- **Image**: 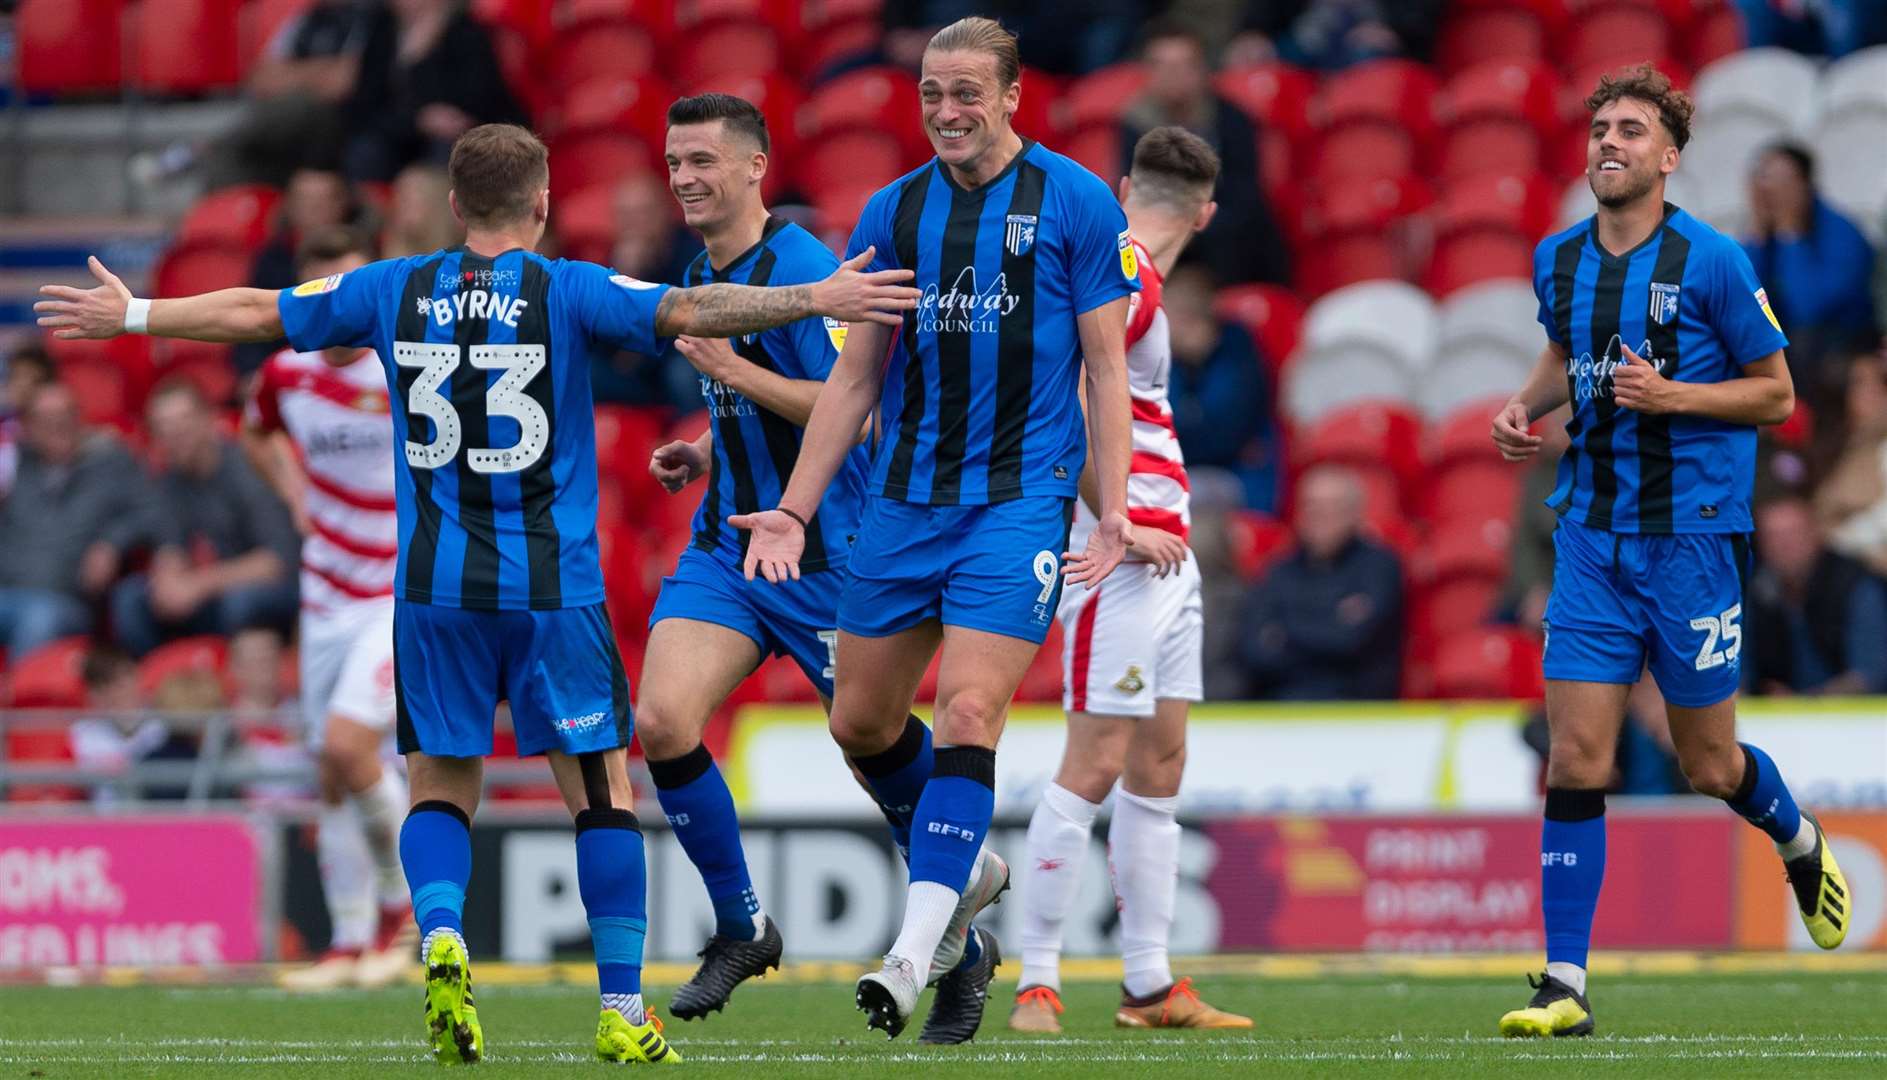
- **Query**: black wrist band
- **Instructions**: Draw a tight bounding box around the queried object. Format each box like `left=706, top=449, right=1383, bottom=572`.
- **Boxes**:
left=779, top=507, right=809, bottom=530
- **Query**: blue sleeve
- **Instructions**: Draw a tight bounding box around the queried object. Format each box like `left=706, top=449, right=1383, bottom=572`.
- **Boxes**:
left=277, top=258, right=401, bottom=352
left=1707, top=238, right=1790, bottom=365
left=1533, top=239, right=1566, bottom=347
left=762, top=242, right=843, bottom=380
left=844, top=189, right=897, bottom=273
left=1061, top=172, right=1141, bottom=315
left=564, top=260, right=674, bottom=355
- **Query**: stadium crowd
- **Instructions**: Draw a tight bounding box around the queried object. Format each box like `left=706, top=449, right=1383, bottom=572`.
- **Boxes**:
left=5, top=0, right=1887, bottom=803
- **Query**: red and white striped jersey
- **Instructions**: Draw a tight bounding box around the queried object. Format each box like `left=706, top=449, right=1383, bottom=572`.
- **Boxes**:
left=245, top=348, right=397, bottom=617
left=1072, top=239, right=1190, bottom=550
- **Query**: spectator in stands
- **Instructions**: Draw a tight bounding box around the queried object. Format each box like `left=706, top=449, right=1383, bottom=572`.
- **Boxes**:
left=1496, top=407, right=1572, bottom=632
left=1742, top=143, right=1878, bottom=407
left=1222, top=1, right=1445, bottom=71
left=69, top=644, right=197, bottom=805
left=343, top=0, right=528, bottom=182
left=234, top=170, right=372, bottom=376
left=1746, top=495, right=1887, bottom=696
left=227, top=626, right=309, bottom=804
left=0, top=383, right=154, bottom=656
left=1118, top=21, right=1291, bottom=286
left=590, top=174, right=703, bottom=407
left=0, top=341, right=55, bottom=497
left=1163, top=265, right=1282, bottom=512
left=1816, top=350, right=1887, bottom=575
left=110, top=381, right=300, bottom=657
left=197, top=0, right=384, bottom=189
left=1240, top=465, right=1403, bottom=699
left=378, top=164, right=461, bottom=258
left=1732, top=0, right=1887, bottom=58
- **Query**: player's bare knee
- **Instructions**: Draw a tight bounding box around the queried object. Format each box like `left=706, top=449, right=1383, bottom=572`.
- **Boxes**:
left=828, top=706, right=899, bottom=756
left=1056, top=750, right=1122, bottom=804
left=935, top=691, right=1003, bottom=747
left=1124, top=738, right=1186, bottom=797
left=635, top=699, right=706, bottom=762
left=1678, top=744, right=1743, bottom=799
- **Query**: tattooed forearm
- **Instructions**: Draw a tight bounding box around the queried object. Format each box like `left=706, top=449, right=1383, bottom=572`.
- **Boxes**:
left=655, top=283, right=817, bottom=339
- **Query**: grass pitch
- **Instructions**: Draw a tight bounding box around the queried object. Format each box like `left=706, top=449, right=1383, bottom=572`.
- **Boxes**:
left=2, top=962, right=1883, bottom=1077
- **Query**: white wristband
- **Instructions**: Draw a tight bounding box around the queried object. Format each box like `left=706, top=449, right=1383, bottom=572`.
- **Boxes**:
left=124, top=298, right=152, bottom=334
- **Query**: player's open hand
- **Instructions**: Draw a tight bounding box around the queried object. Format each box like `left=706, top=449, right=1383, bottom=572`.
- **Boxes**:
left=1611, top=343, right=1680, bottom=415
left=729, top=508, right=805, bottom=583
left=811, top=247, right=919, bottom=327
left=35, top=256, right=132, bottom=340
left=1490, top=400, right=1542, bottom=462
left=1064, top=510, right=1133, bottom=587
left=650, top=439, right=709, bottom=493
left=1127, top=526, right=1188, bottom=578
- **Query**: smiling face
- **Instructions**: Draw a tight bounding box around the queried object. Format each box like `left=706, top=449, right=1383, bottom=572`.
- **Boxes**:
left=920, top=48, right=1020, bottom=181
left=1587, top=97, right=1677, bottom=209
left=665, top=119, right=765, bottom=234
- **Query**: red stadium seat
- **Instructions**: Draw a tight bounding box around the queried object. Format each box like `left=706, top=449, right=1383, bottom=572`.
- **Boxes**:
left=674, top=19, right=785, bottom=84
left=1012, top=67, right=1063, bottom=142
left=1414, top=578, right=1503, bottom=640
left=152, top=345, right=238, bottom=406
left=1427, top=396, right=1520, bottom=469
left=795, top=129, right=909, bottom=203
left=1439, top=60, right=1565, bottom=135
left=135, top=0, right=241, bottom=95
left=472, top=0, right=553, bottom=49
left=553, top=75, right=674, bottom=145
left=153, top=243, right=252, bottom=299
left=548, top=130, right=659, bottom=201
left=488, top=23, right=546, bottom=120
left=1061, top=125, right=1124, bottom=188
left=554, top=185, right=618, bottom=266
left=1421, top=514, right=1513, bottom=585
left=1432, top=626, right=1543, bottom=699
left=1427, top=232, right=1538, bottom=297
left=1313, top=59, right=1438, bottom=146
left=1213, top=64, right=1316, bottom=148
left=1057, top=62, right=1148, bottom=133
left=549, top=17, right=660, bottom=92
left=1226, top=510, right=1292, bottom=581
left=46, top=334, right=154, bottom=429
left=672, top=0, right=797, bottom=35
left=1427, top=460, right=1523, bottom=524
left=811, top=183, right=882, bottom=246
left=749, top=655, right=822, bottom=704
left=177, top=185, right=283, bottom=252
left=1312, top=124, right=1419, bottom=184
left=239, top=0, right=316, bottom=79
left=1213, top=284, right=1304, bottom=384
left=1687, top=3, right=1745, bottom=71
left=1435, top=172, right=1558, bottom=242
left=798, top=67, right=926, bottom=158
left=139, top=635, right=228, bottom=697
left=1568, top=2, right=1671, bottom=74
left=1016, top=622, right=1065, bottom=703
left=1297, top=175, right=1431, bottom=295
left=1437, top=5, right=1552, bottom=71
left=686, top=70, right=805, bottom=178
left=18, top=0, right=126, bottom=95
left=3, top=636, right=91, bottom=708
left=592, top=404, right=670, bottom=495
left=1295, top=403, right=1424, bottom=496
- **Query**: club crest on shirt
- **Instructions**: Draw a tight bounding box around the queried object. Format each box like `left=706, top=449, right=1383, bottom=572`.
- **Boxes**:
left=1005, top=214, right=1037, bottom=257
left=1755, top=288, right=1782, bottom=332
left=1649, top=282, right=1679, bottom=325
left=1115, top=665, right=1146, bottom=694
left=292, top=273, right=344, bottom=297
left=1117, top=230, right=1138, bottom=280
left=824, top=316, right=847, bottom=353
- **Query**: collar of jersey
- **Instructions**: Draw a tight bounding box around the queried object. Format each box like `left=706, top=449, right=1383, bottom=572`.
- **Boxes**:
left=1586, top=201, right=1678, bottom=264
left=935, top=137, right=1036, bottom=195
left=703, top=215, right=788, bottom=279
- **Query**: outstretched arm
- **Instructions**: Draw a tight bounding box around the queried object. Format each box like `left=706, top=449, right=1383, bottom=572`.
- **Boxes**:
left=1063, top=296, right=1135, bottom=587
left=652, top=247, right=917, bottom=339
left=37, top=257, right=284, bottom=343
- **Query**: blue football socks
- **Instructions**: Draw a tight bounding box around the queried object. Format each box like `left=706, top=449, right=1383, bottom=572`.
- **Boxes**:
left=908, top=746, right=996, bottom=892
left=1540, top=787, right=1606, bottom=973
left=649, top=744, right=762, bottom=942
left=1725, top=742, right=1804, bottom=845
left=401, top=800, right=471, bottom=944
left=850, top=715, right=935, bottom=863
left=575, top=807, right=648, bottom=1021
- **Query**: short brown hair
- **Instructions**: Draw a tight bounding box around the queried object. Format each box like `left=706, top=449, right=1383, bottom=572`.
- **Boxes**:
left=295, top=225, right=374, bottom=276
left=926, top=16, right=1020, bottom=88
left=667, top=92, right=769, bottom=154
left=1129, top=126, right=1221, bottom=208
left=1585, top=63, right=1694, bottom=151
left=447, top=124, right=550, bottom=229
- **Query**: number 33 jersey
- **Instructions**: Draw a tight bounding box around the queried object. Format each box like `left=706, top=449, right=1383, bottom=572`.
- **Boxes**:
left=279, top=246, right=674, bottom=611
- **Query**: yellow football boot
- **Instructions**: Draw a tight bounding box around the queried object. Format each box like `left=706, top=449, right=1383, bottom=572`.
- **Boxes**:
left=596, top=1008, right=681, bottom=1065
left=1785, top=811, right=1850, bottom=950
left=1500, top=972, right=1594, bottom=1038
left=422, top=933, right=483, bottom=1065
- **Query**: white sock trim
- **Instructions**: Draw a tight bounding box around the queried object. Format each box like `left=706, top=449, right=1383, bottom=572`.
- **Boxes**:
left=601, top=992, right=645, bottom=1025
left=1042, top=782, right=1102, bottom=828
left=1115, top=787, right=1180, bottom=815
left=1778, top=815, right=1818, bottom=861
left=1545, top=961, right=1586, bottom=996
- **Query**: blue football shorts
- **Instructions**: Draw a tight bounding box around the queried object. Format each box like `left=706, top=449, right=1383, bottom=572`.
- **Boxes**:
left=838, top=494, right=1074, bottom=645
left=649, top=545, right=844, bottom=699
left=1542, top=517, right=1750, bottom=708
left=393, top=601, right=632, bottom=758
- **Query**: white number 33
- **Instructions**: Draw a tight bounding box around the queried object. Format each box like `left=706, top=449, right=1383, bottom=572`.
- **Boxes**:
left=1689, top=604, right=1743, bottom=671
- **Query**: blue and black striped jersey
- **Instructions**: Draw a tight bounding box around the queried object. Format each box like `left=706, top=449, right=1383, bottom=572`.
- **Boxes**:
left=1534, top=204, right=1789, bottom=534
left=683, top=217, right=869, bottom=573
left=847, top=139, right=1140, bottom=505
left=279, top=247, right=672, bottom=609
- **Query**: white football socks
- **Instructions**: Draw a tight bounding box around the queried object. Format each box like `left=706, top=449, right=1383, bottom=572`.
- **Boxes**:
left=887, top=880, right=962, bottom=986
left=1778, top=816, right=1818, bottom=861
left=1110, top=788, right=1181, bottom=999
left=317, top=802, right=376, bottom=950
left=352, top=768, right=410, bottom=908
left=1018, top=783, right=1102, bottom=992
left=602, top=992, right=646, bottom=1024
left=1545, top=961, right=1587, bottom=996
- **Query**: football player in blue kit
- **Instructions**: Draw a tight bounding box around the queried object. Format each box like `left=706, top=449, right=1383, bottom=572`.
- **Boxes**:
left=1488, top=66, right=1850, bottom=1038
left=35, top=122, right=918, bottom=1065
